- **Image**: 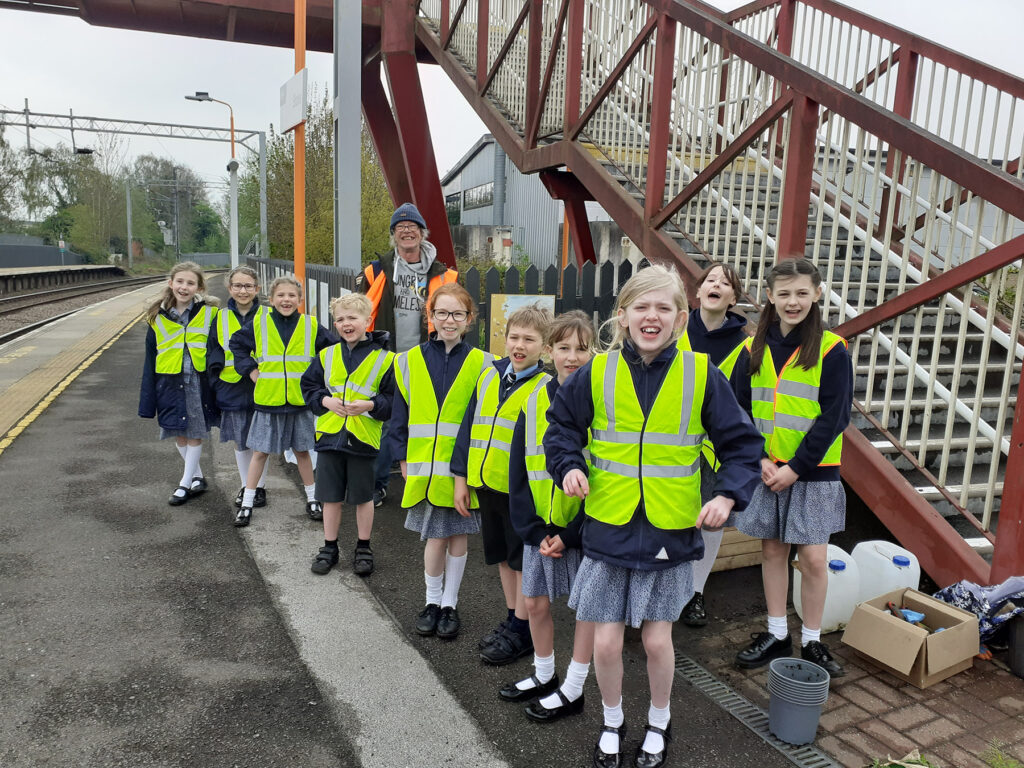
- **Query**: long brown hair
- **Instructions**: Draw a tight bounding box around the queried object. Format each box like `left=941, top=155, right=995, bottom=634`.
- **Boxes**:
left=146, top=261, right=216, bottom=323
left=748, top=258, right=823, bottom=374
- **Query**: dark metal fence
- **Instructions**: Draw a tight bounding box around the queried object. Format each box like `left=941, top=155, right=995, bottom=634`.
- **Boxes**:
left=245, top=255, right=648, bottom=345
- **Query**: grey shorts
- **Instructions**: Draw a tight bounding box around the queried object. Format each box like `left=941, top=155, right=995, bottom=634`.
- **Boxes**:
left=314, top=451, right=376, bottom=505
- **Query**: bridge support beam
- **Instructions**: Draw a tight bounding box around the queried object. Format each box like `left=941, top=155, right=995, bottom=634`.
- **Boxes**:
left=379, top=0, right=457, bottom=267
left=776, top=95, right=818, bottom=260
left=361, top=57, right=414, bottom=206
left=540, top=170, right=597, bottom=268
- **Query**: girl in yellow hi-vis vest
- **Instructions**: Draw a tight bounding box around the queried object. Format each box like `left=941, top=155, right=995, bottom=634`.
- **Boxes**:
left=391, top=283, right=492, bottom=640
left=207, top=266, right=268, bottom=509
left=730, top=258, right=853, bottom=680
left=545, top=265, right=762, bottom=768
left=139, top=261, right=220, bottom=507
left=229, top=276, right=334, bottom=527
left=499, top=310, right=596, bottom=724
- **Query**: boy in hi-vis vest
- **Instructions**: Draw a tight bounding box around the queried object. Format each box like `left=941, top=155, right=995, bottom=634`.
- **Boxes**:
left=452, top=304, right=553, bottom=666
left=300, top=293, right=395, bottom=577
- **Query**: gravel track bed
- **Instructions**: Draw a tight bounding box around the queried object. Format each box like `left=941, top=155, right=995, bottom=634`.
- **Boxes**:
left=0, top=286, right=147, bottom=339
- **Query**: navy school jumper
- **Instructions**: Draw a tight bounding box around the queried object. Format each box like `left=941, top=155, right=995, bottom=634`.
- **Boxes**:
left=206, top=297, right=261, bottom=412
left=686, top=308, right=748, bottom=367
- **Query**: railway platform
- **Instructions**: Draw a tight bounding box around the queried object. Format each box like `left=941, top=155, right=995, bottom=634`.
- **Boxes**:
left=0, top=264, right=126, bottom=297
left=0, top=285, right=1020, bottom=768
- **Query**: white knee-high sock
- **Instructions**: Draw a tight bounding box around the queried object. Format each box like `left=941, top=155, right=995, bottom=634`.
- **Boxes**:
left=179, top=445, right=202, bottom=488
left=234, top=449, right=252, bottom=486
left=441, top=552, right=468, bottom=608
left=692, top=527, right=724, bottom=593
left=176, top=444, right=187, bottom=461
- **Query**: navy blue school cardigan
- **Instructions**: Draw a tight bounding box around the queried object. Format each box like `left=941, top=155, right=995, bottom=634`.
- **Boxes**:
left=206, top=298, right=261, bottom=412
left=388, top=335, right=477, bottom=463
left=730, top=322, right=853, bottom=483
left=299, top=330, right=395, bottom=456
left=228, top=308, right=335, bottom=414
left=544, top=340, right=763, bottom=571
left=508, top=377, right=584, bottom=550
left=686, top=309, right=748, bottom=366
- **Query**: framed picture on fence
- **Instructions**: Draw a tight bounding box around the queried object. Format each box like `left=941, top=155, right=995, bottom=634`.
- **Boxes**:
left=488, top=294, right=556, bottom=356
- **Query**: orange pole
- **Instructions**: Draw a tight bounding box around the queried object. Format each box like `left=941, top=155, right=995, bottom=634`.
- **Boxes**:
left=294, top=0, right=307, bottom=311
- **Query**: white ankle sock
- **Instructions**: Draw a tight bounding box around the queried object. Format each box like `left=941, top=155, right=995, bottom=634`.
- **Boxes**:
left=441, top=552, right=467, bottom=608
left=539, top=658, right=588, bottom=708
left=242, top=488, right=257, bottom=508
left=425, top=571, right=443, bottom=606
left=642, top=702, right=671, bottom=754
left=599, top=699, right=624, bottom=754
left=179, top=445, right=202, bottom=489
left=234, top=449, right=252, bottom=486
left=304, top=483, right=317, bottom=502
left=767, top=615, right=789, bottom=641
left=801, top=626, right=821, bottom=647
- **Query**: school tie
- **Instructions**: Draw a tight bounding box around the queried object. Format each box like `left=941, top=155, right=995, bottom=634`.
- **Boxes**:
left=501, top=370, right=516, bottom=398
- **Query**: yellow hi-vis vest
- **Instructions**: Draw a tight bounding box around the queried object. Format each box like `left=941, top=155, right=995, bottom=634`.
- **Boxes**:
left=677, top=330, right=746, bottom=470
left=315, top=344, right=394, bottom=449
left=215, top=309, right=243, bottom=383
left=747, top=330, right=846, bottom=466
left=587, top=349, right=708, bottom=530
left=523, top=384, right=582, bottom=528
left=467, top=367, right=551, bottom=493
left=252, top=308, right=316, bottom=407
left=395, top=346, right=491, bottom=509
left=151, top=305, right=215, bottom=374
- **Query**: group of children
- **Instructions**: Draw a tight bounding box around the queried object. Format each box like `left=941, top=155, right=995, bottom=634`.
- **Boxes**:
left=139, top=255, right=852, bottom=768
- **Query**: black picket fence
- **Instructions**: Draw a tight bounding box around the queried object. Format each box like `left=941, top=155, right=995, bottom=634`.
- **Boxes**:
left=245, top=255, right=651, bottom=347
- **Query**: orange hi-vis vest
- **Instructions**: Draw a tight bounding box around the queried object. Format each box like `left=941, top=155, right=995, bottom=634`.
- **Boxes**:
left=362, top=260, right=458, bottom=335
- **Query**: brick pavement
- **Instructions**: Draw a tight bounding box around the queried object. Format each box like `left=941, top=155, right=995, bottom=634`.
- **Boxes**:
left=681, top=610, right=1024, bottom=768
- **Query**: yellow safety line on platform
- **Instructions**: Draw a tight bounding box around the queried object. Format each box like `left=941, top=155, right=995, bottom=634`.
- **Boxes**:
left=0, top=314, right=144, bottom=458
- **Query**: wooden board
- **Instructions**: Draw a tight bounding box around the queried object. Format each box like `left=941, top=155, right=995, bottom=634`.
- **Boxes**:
left=710, top=527, right=763, bottom=573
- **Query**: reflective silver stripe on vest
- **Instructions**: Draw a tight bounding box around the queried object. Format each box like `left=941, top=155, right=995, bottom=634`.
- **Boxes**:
left=255, top=372, right=287, bottom=380
left=752, top=386, right=775, bottom=402
left=775, top=413, right=817, bottom=430
left=525, top=391, right=542, bottom=457
left=603, top=351, right=619, bottom=430
left=592, top=456, right=698, bottom=478
left=527, top=469, right=549, bottom=481
left=754, top=417, right=774, bottom=434
left=159, top=328, right=186, bottom=346
left=469, top=439, right=491, bottom=450
left=255, top=312, right=270, bottom=363
left=406, top=460, right=453, bottom=477
left=777, top=379, right=819, bottom=399
left=472, top=437, right=512, bottom=451
left=494, top=417, right=517, bottom=430
left=408, top=423, right=460, bottom=439
left=220, top=313, right=233, bottom=350
left=472, top=368, right=498, bottom=422
left=186, top=342, right=206, bottom=349
left=395, top=353, right=410, bottom=391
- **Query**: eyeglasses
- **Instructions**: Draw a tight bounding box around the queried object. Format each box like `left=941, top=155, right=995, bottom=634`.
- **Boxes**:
left=432, top=309, right=468, bottom=322
left=230, top=283, right=257, bottom=291
left=394, top=223, right=420, bottom=233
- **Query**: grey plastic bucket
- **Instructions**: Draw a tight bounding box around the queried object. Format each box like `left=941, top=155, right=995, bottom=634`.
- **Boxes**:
left=768, top=658, right=830, bottom=745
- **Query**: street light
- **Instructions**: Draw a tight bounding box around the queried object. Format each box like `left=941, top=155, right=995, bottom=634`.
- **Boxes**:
left=185, top=91, right=238, bottom=268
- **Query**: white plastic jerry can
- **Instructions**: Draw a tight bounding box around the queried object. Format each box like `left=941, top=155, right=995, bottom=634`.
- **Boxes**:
left=850, top=540, right=921, bottom=603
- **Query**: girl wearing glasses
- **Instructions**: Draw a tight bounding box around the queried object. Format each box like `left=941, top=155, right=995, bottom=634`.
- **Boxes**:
left=390, top=283, right=493, bottom=640
left=208, top=266, right=269, bottom=509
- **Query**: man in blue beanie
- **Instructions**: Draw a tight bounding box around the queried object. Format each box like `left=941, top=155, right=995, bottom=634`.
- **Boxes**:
left=361, top=202, right=458, bottom=506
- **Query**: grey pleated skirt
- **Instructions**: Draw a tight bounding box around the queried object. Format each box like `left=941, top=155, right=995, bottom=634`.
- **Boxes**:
left=218, top=409, right=254, bottom=449
left=247, top=410, right=316, bottom=454
left=159, top=375, right=210, bottom=440
left=521, top=543, right=582, bottom=601
left=404, top=500, right=481, bottom=540
left=736, top=480, right=846, bottom=545
left=568, top=556, right=694, bottom=628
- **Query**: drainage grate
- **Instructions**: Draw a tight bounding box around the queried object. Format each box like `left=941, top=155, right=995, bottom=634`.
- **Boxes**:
left=675, top=654, right=841, bottom=768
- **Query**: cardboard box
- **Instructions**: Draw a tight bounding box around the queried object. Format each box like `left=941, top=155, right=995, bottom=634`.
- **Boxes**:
left=841, top=588, right=979, bottom=689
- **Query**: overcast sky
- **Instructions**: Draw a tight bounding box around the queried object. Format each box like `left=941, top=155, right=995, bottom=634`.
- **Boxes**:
left=1, top=0, right=1021, bottom=190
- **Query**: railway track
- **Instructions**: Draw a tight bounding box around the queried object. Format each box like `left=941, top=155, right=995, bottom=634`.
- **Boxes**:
left=0, top=271, right=226, bottom=346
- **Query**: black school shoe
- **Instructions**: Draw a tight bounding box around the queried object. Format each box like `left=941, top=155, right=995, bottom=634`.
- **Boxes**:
left=593, top=723, right=626, bottom=768
left=253, top=487, right=267, bottom=508
left=353, top=544, right=374, bottom=576
left=525, top=689, right=584, bottom=723
left=735, top=632, right=793, bottom=669
left=311, top=546, right=340, bottom=575
left=436, top=606, right=460, bottom=639
left=234, top=487, right=245, bottom=508
left=681, top=592, right=708, bottom=627
left=234, top=506, right=252, bottom=527
left=801, top=640, right=845, bottom=678
left=189, top=477, right=208, bottom=495
left=169, top=486, right=191, bottom=506
left=499, top=673, right=559, bottom=703
left=634, top=721, right=672, bottom=768
left=478, top=620, right=511, bottom=650
left=480, top=626, right=533, bottom=666
left=416, top=604, right=440, bottom=636
left=306, top=500, right=323, bottom=521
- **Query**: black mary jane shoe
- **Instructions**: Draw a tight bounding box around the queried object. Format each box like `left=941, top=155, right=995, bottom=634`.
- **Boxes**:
left=593, top=723, right=627, bottom=768
left=234, top=487, right=245, bottom=508
left=499, top=673, right=559, bottom=703
left=525, top=689, right=584, bottom=722
left=168, top=486, right=191, bottom=506
left=189, top=477, right=208, bottom=496
left=234, top=506, right=252, bottom=527
left=633, top=722, right=672, bottom=768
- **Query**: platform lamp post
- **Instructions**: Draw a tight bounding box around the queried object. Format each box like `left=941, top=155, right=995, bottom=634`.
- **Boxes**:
left=185, top=91, right=239, bottom=268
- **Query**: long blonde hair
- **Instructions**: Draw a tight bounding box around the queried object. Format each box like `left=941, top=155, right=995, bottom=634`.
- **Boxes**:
left=146, top=261, right=218, bottom=323
left=599, top=264, right=687, bottom=352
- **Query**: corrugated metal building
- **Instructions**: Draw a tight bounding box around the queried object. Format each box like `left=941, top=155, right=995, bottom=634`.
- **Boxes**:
left=441, top=134, right=609, bottom=269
